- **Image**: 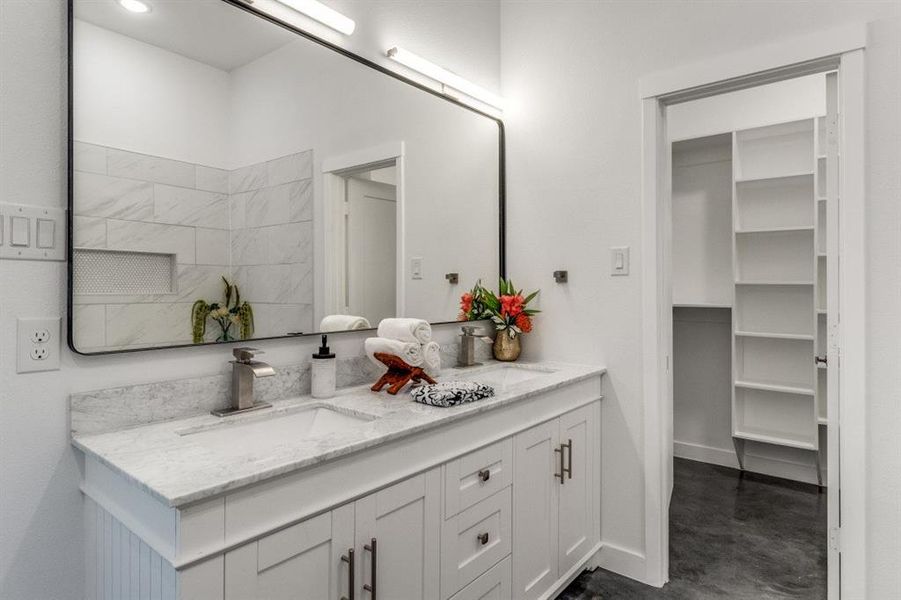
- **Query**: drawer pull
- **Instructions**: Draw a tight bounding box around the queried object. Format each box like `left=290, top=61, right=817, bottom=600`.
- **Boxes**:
left=478, top=469, right=491, bottom=483
left=563, top=438, right=573, bottom=480
left=364, top=538, right=377, bottom=599
left=554, top=445, right=565, bottom=485
left=340, top=548, right=354, bottom=600
left=477, top=532, right=489, bottom=545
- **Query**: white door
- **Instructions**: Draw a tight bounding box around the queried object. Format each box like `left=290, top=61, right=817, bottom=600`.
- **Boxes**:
left=512, top=420, right=560, bottom=600
left=346, top=177, right=397, bottom=323
left=558, top=404, right=599, bottom=575
left=224, top=506, right=354, bottom=600
left=354, top=469, right=441, bottom=600
left=823, top=70, right=841, bottom=600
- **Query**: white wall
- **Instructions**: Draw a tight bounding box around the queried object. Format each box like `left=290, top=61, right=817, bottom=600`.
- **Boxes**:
left=73, top=19, right=231, bottom=169
left=667, top=73, right=826, bottom=141
left=500, top=0, right=901, bottom=582
left=0, top=1, right=501, bottom=598
left=864, top=16, right=901, bottom=599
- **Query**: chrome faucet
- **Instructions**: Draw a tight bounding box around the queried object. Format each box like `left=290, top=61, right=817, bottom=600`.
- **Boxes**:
left=212, top=347, right=276, bottom=417
left=458, top=326, right=492, bottom=367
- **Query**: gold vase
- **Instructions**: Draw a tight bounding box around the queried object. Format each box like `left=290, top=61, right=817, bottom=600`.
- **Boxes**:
left=493, top=331, right=522, bottom=362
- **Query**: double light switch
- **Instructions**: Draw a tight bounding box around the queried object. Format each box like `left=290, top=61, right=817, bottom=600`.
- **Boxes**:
left=0, top=203, right=65, bottom=261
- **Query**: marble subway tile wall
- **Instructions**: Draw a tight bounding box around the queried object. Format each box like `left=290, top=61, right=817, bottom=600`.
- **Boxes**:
left=72, top=142, right=231, bottom=351
left=230, top=150, right=315, bottom=338
left=72, top=143, right=315, bottom=350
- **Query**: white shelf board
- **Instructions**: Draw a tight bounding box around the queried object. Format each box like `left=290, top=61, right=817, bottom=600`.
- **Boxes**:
left=735, top=379, right=816, bottom=396
left=817, top=253, right=827, bottom=258
left=733, top=430, right=817, bottom=451
left=817, top=308, right=827, bottom=315
left=735, top=330, right=814, bottom=341
left=817, top=417, right=828, bottom=426
left=735, top=280, right=814, bottom=286
left=735, top=225, right=815, bottom=234
left=817, top=362, right=828, bottom=370
left=673, top=302, right=732, bottom=309
left=734, top=170, right=815, bottom=184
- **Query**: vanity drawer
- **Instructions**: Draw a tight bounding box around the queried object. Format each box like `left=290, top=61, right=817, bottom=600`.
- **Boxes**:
left=449, top=555, right=511, bottom=600
left=444, top=437, right=513, bottom=518
left=441, top=487, right=512, bottom=599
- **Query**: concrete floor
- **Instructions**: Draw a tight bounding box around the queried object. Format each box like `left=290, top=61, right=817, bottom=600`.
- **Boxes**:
left=559, top=458, right=827, bottom=599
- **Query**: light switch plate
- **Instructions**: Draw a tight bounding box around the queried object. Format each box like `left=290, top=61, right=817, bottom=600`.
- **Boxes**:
left=0, top=203, right=66, bottom=261
left=610, top=246, right=630, bottom=276
left=17, top=317, right=61, bottom=373
left=411, top=257, right=423, bottom=280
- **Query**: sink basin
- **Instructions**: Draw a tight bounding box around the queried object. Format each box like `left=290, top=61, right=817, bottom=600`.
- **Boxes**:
left=177, top=405, right=374, bottom=454
left=458, top=364, right=555, bottom=391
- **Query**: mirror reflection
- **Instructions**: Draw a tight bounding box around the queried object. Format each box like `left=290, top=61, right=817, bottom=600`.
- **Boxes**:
left=70, top=0, right=501, bottom=353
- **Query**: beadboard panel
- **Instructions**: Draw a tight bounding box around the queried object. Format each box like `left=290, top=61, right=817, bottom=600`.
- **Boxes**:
left=85, top=496, right=178, bottom=600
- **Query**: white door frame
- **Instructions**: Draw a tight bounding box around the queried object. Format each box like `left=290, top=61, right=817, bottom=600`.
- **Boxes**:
left=320, top=142, right=406, bottom=324
left=639, top=24, right=868, bottom=597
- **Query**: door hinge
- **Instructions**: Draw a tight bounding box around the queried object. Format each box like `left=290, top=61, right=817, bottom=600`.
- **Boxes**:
left=829, top=527, right=841, bottom=552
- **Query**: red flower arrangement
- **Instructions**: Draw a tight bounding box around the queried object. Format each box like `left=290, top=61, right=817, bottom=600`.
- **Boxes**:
left=482, top=278, right=540, bottom=338
left=458, top=280, right=489, bottom=321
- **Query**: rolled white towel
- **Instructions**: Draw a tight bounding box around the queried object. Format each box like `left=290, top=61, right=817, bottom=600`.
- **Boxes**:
left=365, top=337, right=424, bottom=367
left=422, top=342, right=441, bottom=377
left=377, top=318, right=431, bottom=344
left=320, top=314, right=371, bottom=332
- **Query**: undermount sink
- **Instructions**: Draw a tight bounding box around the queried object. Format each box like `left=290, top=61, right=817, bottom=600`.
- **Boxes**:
left=177, top=405, right=375, bottom=454
left=459, top=364, right=556, bottom=391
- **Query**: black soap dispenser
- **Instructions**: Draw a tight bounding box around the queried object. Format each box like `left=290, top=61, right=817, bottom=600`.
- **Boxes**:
left=311, top=335, right=336, bottom=399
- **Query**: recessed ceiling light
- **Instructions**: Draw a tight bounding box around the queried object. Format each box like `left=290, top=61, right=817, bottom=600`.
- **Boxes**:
left=118, top=0, right=151, bottom=14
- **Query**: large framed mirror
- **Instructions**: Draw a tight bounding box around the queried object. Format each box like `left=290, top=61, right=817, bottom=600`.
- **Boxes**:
left=67, top=0, right=504, bottom=354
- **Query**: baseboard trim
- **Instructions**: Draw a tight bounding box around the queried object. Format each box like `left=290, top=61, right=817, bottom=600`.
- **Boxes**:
left=674, top=440, right=825, bottom=486
left=596, top=542, right=648, bottom=584
left=673, top=440, right=739, bottom=469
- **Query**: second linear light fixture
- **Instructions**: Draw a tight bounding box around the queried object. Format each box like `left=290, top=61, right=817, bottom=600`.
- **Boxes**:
left=272, top=0, right=356, bottom=35
left=386, top=47, right=504, bottom=111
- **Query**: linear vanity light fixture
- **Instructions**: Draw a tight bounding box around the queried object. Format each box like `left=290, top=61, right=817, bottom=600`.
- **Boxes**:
left=386, top=47, right=504, bottom=111
left=272, top=0, right=356, bottom=35
left=117, top=0, right=151, bottom=13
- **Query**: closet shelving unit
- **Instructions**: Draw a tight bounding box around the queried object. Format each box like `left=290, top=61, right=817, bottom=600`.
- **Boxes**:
left=730, top=118, right=823, bottom=483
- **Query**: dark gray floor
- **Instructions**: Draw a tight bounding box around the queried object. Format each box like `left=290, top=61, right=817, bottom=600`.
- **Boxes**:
left=559, top=458, right=826, bottom=599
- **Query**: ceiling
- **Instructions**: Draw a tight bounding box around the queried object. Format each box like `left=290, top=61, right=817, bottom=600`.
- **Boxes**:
left=74, top=0, right=297, bottom=71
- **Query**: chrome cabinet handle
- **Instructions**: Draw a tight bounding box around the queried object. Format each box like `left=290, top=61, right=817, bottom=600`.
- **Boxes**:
left=363, top=538, right=377, bottom=599
left=477, top=532, right=489, bottom=545
left=554, top=445, right=565, bottom=485
left=340, top=548, right=354, bottom=600
left=563, top=438, right=573, bottom=480
left=478, top=469, right=491, bottom=483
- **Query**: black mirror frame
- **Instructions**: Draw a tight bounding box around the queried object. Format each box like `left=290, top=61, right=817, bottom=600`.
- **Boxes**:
left=66, top=0, right=506, bottom=356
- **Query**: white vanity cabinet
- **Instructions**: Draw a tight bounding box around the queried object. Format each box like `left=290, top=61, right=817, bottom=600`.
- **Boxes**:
left=512, top=403, right=600, bottom=600
left=224, top=505, right=354, bottom=600
left=78, top=366, right=604, bottom=600
left=223, top=470, right=441, bottom=600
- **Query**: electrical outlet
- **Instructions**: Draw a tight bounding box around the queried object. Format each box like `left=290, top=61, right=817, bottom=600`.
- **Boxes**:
left=17, top=317, right=60, bottom=373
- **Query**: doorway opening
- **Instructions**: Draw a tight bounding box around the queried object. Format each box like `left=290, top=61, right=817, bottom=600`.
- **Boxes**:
left=665, top=72, right=834, bottom=597
left=640, top=34, right=866, bottom=599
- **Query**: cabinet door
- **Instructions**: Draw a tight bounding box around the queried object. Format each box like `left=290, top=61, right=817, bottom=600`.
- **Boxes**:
left=558, top=403, right=600, bottom=575
left=224, top=505, right=354, bottom=600
left=512, top=420, right=559, bottom=600
left=354, top=468, right=441, bottom=599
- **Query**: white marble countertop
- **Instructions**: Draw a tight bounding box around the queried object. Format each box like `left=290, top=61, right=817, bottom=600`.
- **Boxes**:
left=72, top=361, right=605, bottom=507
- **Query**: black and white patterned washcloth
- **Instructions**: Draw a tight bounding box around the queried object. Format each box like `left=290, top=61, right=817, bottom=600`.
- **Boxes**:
left=411, top=381, right=495, bottom=407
